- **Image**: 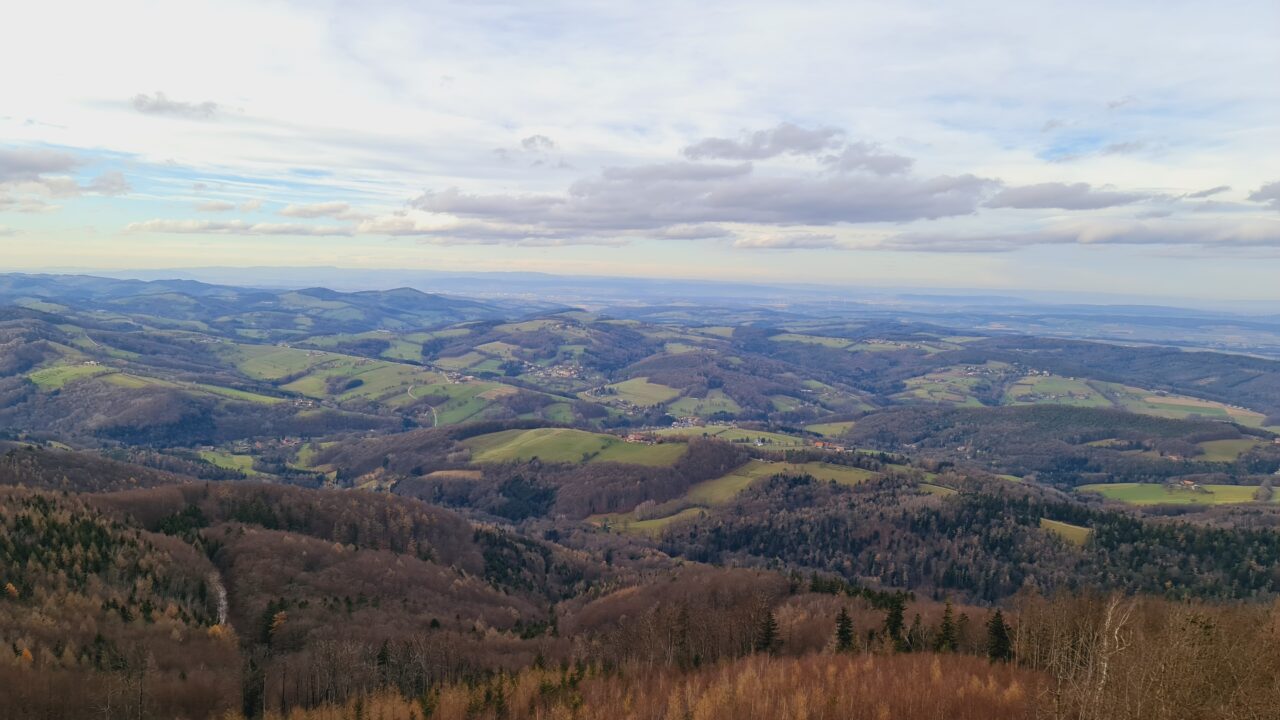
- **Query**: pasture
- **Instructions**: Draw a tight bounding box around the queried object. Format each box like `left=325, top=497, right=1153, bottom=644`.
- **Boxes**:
left=1040, top=518, right=1092, bottom=546
left=1198, top=438, right=1262, bottom=462
left=606, top=377, right=682, bottom=405
left=1077, top=482, right=1276, bottom=505
left=463, top=428, right=687, bottom=466
left=1005, top=375, right=1111, bottom=408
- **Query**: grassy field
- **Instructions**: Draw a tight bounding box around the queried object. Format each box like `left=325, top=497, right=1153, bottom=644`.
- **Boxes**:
left=598, top=459, right=880, bottom=536
left=898, top=368, right=987, bottom=406
left=804, top=421, right=857, bottom=437
left=198, top=450, right=261, bottom=476
left=685, top=460, right=877, bottom=505
left=1078, top=482, right=1276, bottom=505
left=1005, top=375, right=1111, bottom=408
left=769, top=333, right=852, bottom=348
left=684, top=460, right=784, bottom=504
left=668, top=389, right=742, bottom=417
left=606, top=377, right=682, bottom=405
left=1040, top=518, right=1092, bottom=546
left=1096, top=383, right=1268, bottom=427
left=463, top=428, right=686, bottom=466
left=1198, top=438, right=1262, bottom=462
left=27, top=364, right=111, bottom=390
left=593, top=507, right=708, bottom=537
left=192, top=383, right=284, bottom=405
left=920, top=483, right=958, bottom=497
left=421, top=469, right=483, bottom=481
left=231, top=345, right=338, bottom=380
left=653, top=425, right=808, bottom=447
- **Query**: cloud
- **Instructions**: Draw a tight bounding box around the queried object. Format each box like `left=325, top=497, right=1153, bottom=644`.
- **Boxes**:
left=0, top=194, right=54, bottom=213
left=821, top=142, right=914, bottom=175
left=876, top=218, right=1280, bottom=253
left=656, top=224, right=732, bottom=240
left=0, top=226, right=15, bottom=236
left=239, top=199, right=263, bottom=212
left=126, top=219, right=352, bottom=236
left=0, top=148, right=80, bottom=183
left=733, top=233, right=843, bottom=250
left=132, top=92, right=219, bottom=119
left=600, top=162, right=752, bottom=182
left=411, top=162, right=996, bottom=237
left=520, top=134, right=556, bottom=152
left=355, top=215, right=628, bottom=246
left=1106, top=95, right=1137, bottom=110
left=1101, top=141, right=1145, bottom=155
left=278, top=201, right=353, bottom=218
left=683, top=122, right=844, bottom=160
left=986, top=182, right=1153, bottom=210
left=1248, top=181, right=1280, bottom=209
left=87, top=171, right=130, bottom=195
left=1185, top=185, right=1231, bottom=199
left=196, top=200, right=237, bottom=212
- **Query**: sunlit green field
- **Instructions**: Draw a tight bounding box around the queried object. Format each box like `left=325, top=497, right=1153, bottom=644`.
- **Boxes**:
left=1040, top=518, right=1092, bottom=545
left=463, top=428, right=686, bottom=466
left=1198, top=438, right=1262, bottom=462
left=1078, top=482, right=1276, bottom=505
left=606, top=377, right=682, bottom=405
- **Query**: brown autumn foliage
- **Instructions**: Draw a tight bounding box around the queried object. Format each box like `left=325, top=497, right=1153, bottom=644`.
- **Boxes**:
left=224, top=653, right=1041, bottom=720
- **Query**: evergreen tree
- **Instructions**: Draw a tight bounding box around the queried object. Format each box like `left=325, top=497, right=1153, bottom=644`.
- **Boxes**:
left=754, top=610, right=780, bottom=654
left=986, top=609, right=1013, bottom=662
left=934, top=600, right=958, bottom=652
left=835, top=607, right=854, bottom=652
left=883, top=595, right=906, bottom=651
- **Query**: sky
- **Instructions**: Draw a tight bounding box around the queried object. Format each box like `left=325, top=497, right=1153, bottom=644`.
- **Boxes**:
left=1, top=0, right=1279, bottom=299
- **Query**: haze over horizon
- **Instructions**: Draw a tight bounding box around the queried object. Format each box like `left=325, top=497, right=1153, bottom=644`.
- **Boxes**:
left=3, top=0, right=1279, bottom=299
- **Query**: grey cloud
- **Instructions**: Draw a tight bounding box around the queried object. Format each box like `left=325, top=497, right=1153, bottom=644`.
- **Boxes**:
left=0, top=195, right=53, bottom=213
left=1102, top=141, right=1145, bottom=155
left=413, top=165, right=995, bottom=235
left=733, top=233, right=843, bottom=250
left=278, top=201, right=352, bottom=218
left=986, top=182, right=1153, bottom=210
left=1107, top=95, right=1137, bottom=110
left=0, top=226, right=15, bottom=237
left=132, top=92, right=219, bottom=119
left=1248, top=181, right=1280, bottom=209
left=0, top=148, right=80, bottom=183
left=520, top=134, right=556, bottom=152
left=683, top=122, right=843, bottom=160
left=196, top=200, right=237, bottom=212
left=877, top=219, right=1280, bottom=253
left=126, top=219, right=352, bottom=236
left=657, top=224, right=732, bottom=240
left=600, top=162, right=752, bottom=182
left=1186, top=185, right=1231, bottom=199
left=87, top=171, right=130, bottom=195
left=821, top=142, right=914, bottom=175
left=357, top=216, right=593, bottom=245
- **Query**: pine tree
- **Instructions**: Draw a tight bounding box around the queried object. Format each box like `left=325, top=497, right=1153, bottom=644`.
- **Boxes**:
left=883, top=595, right=906, bottom=651
left=934, top=600, right=958, bottom=652
left=835, top=607, right=854, bottom=652
left=986, top=609, right=1013, bottom=662
left=754, top=610, right=779, bottom=654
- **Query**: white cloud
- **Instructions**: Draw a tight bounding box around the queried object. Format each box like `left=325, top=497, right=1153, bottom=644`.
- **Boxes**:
left=986, top=182, right=1155, bottom=210
left=126, top=218, right=353, bottom=236
left=279, top=199, right=353, bottom=217
left=132, top=91, right=219, bottom=119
